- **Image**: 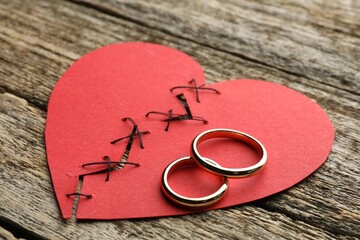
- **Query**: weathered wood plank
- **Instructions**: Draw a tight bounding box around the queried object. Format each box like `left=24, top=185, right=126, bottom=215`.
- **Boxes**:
left=1, top=0, right=359, bottom=110
left=73, top=0, right=360, bottom=94
left=0, top=0, right=359, bottom=239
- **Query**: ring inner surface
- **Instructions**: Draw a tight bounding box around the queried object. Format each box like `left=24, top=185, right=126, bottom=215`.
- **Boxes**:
left=192, top=129, right=267, bottom=178
left=197, top=130, right=264, bottom=159
left=167, top=158, right=226, bottom=198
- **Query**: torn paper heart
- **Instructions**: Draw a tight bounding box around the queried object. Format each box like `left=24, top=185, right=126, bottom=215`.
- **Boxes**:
left=45, top=42, right=334, bottom=219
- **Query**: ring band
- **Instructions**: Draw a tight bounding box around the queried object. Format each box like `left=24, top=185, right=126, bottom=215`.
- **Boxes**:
left=191, top=128, right=267, bottom=178
left=161, top=156, right=229, bottom=207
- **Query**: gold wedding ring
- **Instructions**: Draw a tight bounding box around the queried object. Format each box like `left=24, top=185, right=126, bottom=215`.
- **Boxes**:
left=191, top=129, right=267, bottom=178
left=161, top=156, right=228, bottom=207
left=161, top=129, right=267, bottom=207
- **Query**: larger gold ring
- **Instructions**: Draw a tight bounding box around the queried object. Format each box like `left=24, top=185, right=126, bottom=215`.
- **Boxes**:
left=161, top=156, right=229, bottom=207
left=191, top=128, right=267, bottom=178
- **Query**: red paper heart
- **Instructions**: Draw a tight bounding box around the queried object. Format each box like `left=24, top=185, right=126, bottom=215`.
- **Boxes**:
left=45, top=42, right=334, bottom=219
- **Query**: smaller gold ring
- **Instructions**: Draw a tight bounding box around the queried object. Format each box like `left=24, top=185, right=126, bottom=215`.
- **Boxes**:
left=191, top=128, right=267, bottom=178
left=161, top=156, right=229, bottom=207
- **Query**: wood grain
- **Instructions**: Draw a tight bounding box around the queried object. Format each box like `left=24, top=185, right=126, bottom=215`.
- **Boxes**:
left=0, top=0, right=359, bottom=239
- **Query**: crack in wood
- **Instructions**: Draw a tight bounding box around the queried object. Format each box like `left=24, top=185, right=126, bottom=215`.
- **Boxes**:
left=0, top=217, right=46, bottom=240
left=0, top=85, right=48, bottom=112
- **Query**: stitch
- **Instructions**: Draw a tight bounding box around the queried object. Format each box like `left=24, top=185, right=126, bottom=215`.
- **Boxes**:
left=170, top=79, right=220, bottom=103
left=66, top=193, right=92, bottom=199
left=80, top=118, right=146, bottom=181
left=145, top=93, right=208, bottom=131
left=111, top=117, right=150, bottom=149
left=81, top=155, right=140, bottom=181
left=110, top=131, right=150, bottom=145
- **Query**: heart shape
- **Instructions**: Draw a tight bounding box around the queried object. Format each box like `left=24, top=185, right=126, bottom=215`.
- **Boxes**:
left=45, top=42, right=334, bottom=219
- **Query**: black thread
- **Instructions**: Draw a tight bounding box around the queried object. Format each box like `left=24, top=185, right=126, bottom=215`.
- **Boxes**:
left=170, top=79, right=220, bottom=103
left=66, top=193, right=92, bottom=199
left=81, top=118, right=146, bottom=181
left=145, top=93, right=208, bottom=131
left=166, top=109, right=173, bottom=131
left=81, top=155, right=140, bottom=181
left=110, top=131, right=150, bottom=145
left=111, top=117, right=150, bottom=149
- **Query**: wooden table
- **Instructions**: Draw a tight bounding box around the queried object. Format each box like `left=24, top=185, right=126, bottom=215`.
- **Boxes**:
left=1, top=1, right=359, bottom=239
